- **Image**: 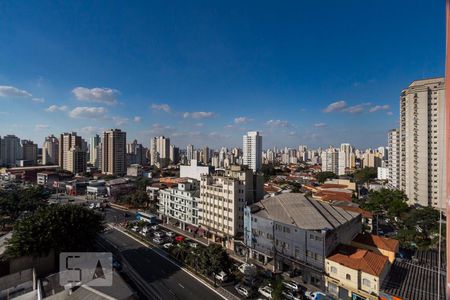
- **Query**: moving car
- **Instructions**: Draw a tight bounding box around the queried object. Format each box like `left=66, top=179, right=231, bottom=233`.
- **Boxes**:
left=234, top=284, right=252, bottom=298
left=258, top=285, right=273, bottom=299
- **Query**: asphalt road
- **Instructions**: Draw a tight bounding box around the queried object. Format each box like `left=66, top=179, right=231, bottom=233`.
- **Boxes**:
left=100, top=226, right=224, bottom=300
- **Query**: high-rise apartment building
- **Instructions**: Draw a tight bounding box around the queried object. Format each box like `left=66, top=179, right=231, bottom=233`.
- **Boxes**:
left=89, top=135, right=101, bottom=166
left=0, top=135, right=22, bottom=166
left=388, top=129, right=400, bottom=189
left=150, top=136, right=170, bottom=167
left=21, top=140, right=38, bottom=165
left=59, top=132, right=82, bottom=172
left=102, top=129, right=126, bottom=175
left=338, top=143, right=353, bottom=175
left=67, top=147, right=87, bottom=174
left=42, top=135, right=59, bottom=165
left=321, top=146, right=339, bottom=174
left=399, top=78, right=446, bottom=207
left=243, top=131, right=262, bottom=172
left=170, top=144, right=179, bottom=164
left=186, top=144, right=194, bottom=163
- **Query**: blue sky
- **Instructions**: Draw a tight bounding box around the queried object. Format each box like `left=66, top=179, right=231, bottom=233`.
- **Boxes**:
left=0, top=0, right=445, bottom=149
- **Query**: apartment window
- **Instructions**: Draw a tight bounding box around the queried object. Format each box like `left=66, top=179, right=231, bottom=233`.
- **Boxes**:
left=363, top=278, right=371, bottom=287
left=330, top=266, right=337, bottom=274
left=346, top=274, right=351, bottom=280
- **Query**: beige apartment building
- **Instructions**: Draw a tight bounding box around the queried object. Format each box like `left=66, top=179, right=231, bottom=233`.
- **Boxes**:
left=67, top=147, right=87, bottom=174
left=102, top=129, right=126, bottom=176
left=42, top=135, right=59, bottom=165
left=59, top=132, right=83, bottom=172
left=399, top=78, right=446, bottom=207
left=388, top=129, right=400, bottom=189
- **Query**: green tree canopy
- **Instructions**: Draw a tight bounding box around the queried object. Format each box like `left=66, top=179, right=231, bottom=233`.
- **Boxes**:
left=361, top=189, right=409, bottom=218
left=0, top=185, right=49, bottom=219
left=316, top=171, right=337, bottom=183
left=6, top=204, right=104, bottom=258
left=353, top=167, right=377, bottom=183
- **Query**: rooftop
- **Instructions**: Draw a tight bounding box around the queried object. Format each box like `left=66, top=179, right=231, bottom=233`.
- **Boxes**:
left=353, top=233, right=399, bottom=252
left=327, top=244, right=388, bottom=276
left=251, top=193, right=360, bottom=230
left=381, top=250, right=446, bottom=300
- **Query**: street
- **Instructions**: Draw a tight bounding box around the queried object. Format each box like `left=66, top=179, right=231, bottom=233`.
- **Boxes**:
left=99, top=220, right=224, bottom=300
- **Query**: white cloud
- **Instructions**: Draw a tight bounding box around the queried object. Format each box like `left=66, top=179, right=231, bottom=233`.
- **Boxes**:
left=265, top=119, right=292, bottom=128
left=79, top=126, right=103, bottom=135
left=0, top=85, right=32, bottom=98
left=369, top=104, right=390, bottom=113
left=151, top=103, right=171, bottom=113
left=323, top=100, right=347, bottom=113
left=314, top=122, right=327, bottom=128
left=45, top=105, right=68, bottom=112
left=149, top=123, right=176, bottom=136
left=112, top=116, right=129, bottom=126
left=72, top=87, right=119, bottom=105
left=69, top=106, right=107, bottom=119
left=387, top=111, right=394, bottom=116
left=342, top=102, right=371, bottom=114
left=32, top=97, right=45, bottom=103
left=133, top=116, right=141, bottom=123
left=234, top=116, right=253, bottom=124
left=35, top=124, right=49, bottom=130
left=183, top=111, right=217, bottom=119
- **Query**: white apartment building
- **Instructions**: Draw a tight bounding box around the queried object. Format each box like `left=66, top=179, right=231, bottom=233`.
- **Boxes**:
left=388, top=129, right=400, bottom=189
left=159, top=179, right=202, bottom=230
left=200, top=174, right=247, bottom=249
left=89, top=135, right=101, bottom=166
left=400, top=78, right=446, bottom=207
left=180, top=159, right=213, bottom=180
left=243, top=131, right=262, bottom=172
left=338, top=143, right=353, bottom=176
left=42, top=135, right=59, bottom=165
left=321, top=146, right=339, bottom=174
left=0, top=135, right=22, bottom=167
left=150, top=136, right=170, bottom=167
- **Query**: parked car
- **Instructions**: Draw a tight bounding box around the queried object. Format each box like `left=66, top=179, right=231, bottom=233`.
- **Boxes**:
left=238, top=263, right=256, bottom=275
left=258, top=285, right=273, bottom=299
left=234, top=284, right=252, bottom=298
left=188, top=242, right=198, bottom=248
left=131, top=226, right=139, bottom=232
left=150, top=224, right=159, bottom=230
left=163, top=243, right=173, bottom=249
left=282, top=289, right=302, bottom=300
left=305, top=291, right=331, bottom=300
left=154, top=231, right=166, bottom=238
left=214, top=271, right=228, bottom=282
left=153, top=237, right=164, bottom=244
left=166, top=231, right=176, bottom=237
left=283, top=280, right=303, bottom=292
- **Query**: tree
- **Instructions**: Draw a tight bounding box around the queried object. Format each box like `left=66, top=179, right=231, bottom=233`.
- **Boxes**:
left=0, top=185, right=49, bottom=220
left=361, top=189, right=408, bottom=218
left=316, top=171, right=337, bottom=183
left=353, top=167, right=377, bottom=184
left=130, top=190, right=150, bottom=208
left=6, top=204, right=104, bottom=258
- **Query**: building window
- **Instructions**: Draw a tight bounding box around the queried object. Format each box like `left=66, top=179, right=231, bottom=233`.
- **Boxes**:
left=330, top=266, right=337, bottom=274
left=363, top=278, right=371, bottom=287
left=346, top=274, right=351, bottom=280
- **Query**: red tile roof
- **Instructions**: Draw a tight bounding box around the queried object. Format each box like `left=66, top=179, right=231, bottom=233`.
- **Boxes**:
left=327, top=245, right=389, bottom=276
left=320, top=184, right=349, bottom=189
left=353, top=233, right=399, bottom=252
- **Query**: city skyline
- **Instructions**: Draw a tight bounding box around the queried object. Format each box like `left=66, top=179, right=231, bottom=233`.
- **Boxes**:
left=0, top=1, right=445, bottom=148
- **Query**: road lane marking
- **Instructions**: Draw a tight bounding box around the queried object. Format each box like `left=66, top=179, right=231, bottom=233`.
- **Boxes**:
left=109, top=224, right=228, bottom=300
left=178, top=283, right=185, bottom=289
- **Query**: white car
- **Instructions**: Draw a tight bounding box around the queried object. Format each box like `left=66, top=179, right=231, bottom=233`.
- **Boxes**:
left=188, top=242, right=198, bottom=248
left=150, top=224, right=159, bottom=230
left=282, top=290, right=302, bottom=300
left=166, top=231, right=175, bottom=237
left=131, top=226, right=139, bottom=232
left=214, top=271, right=228, bottom=282
left=153, top=231, right=165, bottom=238
left=153, top=237, right=164, bottom=244
left=238, top=263, right=256, bottom=275
left=234, top=284, right=251, bottom=298
left=258, top=285, right=273, bottom=299
left=283, top=280, right=301, bottom=292
left=163, top=243, right=173, bottom=249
